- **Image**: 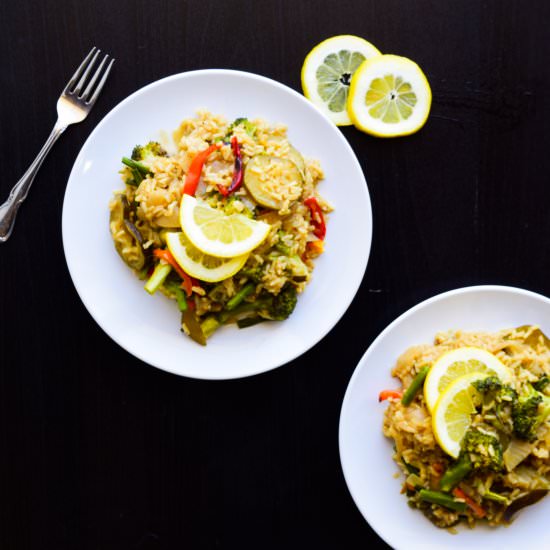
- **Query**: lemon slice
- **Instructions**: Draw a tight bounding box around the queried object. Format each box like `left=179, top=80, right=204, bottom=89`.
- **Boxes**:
left=348, top=54, right=431, bottom=137
left=165, top=231, right=249, bottom=282
left=301, top=35, right=381, bottom=126
left=424, top=347, right=511, bottom=413
left=432, top=372, right=489, bottom=458
left=179, top=195, right=270, bottom=258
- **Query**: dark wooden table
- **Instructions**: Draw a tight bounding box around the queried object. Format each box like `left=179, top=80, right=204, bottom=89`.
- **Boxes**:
left=1, top=1, right=549, bottom=548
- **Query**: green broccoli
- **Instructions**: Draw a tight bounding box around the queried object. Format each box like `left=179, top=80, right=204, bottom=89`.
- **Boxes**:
left=269, top=285, right=297, bottom=320
left=238, top=265, right=264, bottom=283
left=532, top=375, right=549, bottom=393
left=472, top=376, right=518, bottom=403
left=440, top=428, right=503, bottom=491
left=225, top=117, right=257, bottom=139
left=512, top=383, right=550, bottom=441
left=472, top=376, right=504, bottom=394
left=218, top=285, right=297, bottom=324
left=121, top=142, right=167, bottom=186
left=131, top=141, right=167, bottom=161
left=461, top=429, right=503, bottom=470
left=472, top=376, right=517, bottom=432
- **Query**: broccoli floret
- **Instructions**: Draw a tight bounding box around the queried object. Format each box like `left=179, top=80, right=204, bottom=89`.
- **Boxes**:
left=218, top=286, right=297, bottom=324
left=512, top=383, right=550, bottom=441
left=238, top=265, right=264, bottom=283
left=440, top=428, right=503, bottom=491
left=461, top=429, right=503, bottom=470
left=121, top=142, right=167, bottom=186
left=472, top=376, right=517, bottom=403
left=269, top=285, right=297, bottom=321
left=131, top=141, right=167, bottom=161
left=533, top=375, right=549, bottom=393
left=226, top=117, right=257, bottom=139
left=473, top=376, right=503, bottom=393
left=472, top=376, right=518, bottom=432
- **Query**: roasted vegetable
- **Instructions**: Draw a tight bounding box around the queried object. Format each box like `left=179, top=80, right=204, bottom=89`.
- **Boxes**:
left=244, top=155, right=303, bottom=210
left=418, top=490, right=467, bottom=512
left=131, top=141, right=167, bottom=161
left=401, top=365, right=430, bottom=406
left=503, top=490, right=548, bottom=522
left=217, top=137, right=243, bottom=196
left=226, top=117, right=257, bottom=139
left=121, top=157, right=152, bottom=186
left=218, top=285, right=297, bottom=324
left=183, top=144, right=220, bottom=196
left=144, top=262, right=171, bottom=295
left=304, top=196, right=326, bottom=240
left=440, top=428, right=503, bottom=491
left=512, top=383, right=550, bottom=441
left=182, top=309, right=206, bottom=346
left=200, top=316, right=221, bottom=339
left=225, top=283, right=255, bottom=311
left=109, top=193, right=147, bottom=270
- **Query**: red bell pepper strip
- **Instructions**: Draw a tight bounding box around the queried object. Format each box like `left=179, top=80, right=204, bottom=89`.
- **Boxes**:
left=153, top=248, right=195, bottom=297
left=218, top=137, right=243, bottom=196
left=182, top=144, right=220, bottom=196
left=378, top=390, right=403, bottom=402
left=304, top=196, right=326, bottom=240
left=452, top=487, right=486, bottom=518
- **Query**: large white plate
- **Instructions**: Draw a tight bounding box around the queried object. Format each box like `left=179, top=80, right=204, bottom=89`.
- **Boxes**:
left=62, top=69, right=372, bottom=379
left=339, top=285, right=550, bottom=550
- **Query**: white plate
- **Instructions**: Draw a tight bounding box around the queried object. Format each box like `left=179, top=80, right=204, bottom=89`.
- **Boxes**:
left=62, top=69, right=372, bottom=379
left=339, top=285, right=550, bottom=550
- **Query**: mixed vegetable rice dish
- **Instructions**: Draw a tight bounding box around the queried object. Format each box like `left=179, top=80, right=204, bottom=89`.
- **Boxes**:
left=380, top=326, right=550, bottom=529
left=109, top=110, right=331, bottom=345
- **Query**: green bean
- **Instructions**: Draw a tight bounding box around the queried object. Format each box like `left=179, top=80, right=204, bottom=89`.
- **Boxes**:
left=401, top=365, right=430, bottom=406
left=144, top=263, right=171, bottom=295
left=225, top=283, right=255, bottom=311
left=440, top=457, right=472, bottom=492
left=418, top=490, right=467, bottom=512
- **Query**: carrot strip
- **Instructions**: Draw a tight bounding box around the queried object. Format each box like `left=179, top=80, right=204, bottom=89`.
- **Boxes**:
left=153, top=249, right=194, bottom=297
left=452, top=487, right=486, bottom=518
left=378, top=390, right=403, bottom=402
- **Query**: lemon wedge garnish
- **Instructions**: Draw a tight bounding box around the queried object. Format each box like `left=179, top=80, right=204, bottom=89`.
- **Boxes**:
left=165, top=231, right=249, bottom=282
left=424, top=347, right=512, bottom=413
left=179, top=195, right=270, bottom=258
left=432, top=372, right=489, bottom=458
left=301, top=35, right=381, bottom=126
left=348, top=54, right=431, bottom=137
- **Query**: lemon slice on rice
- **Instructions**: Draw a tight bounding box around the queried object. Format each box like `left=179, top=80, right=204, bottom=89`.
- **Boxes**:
left=424, top=347, right=512, bottom=413
left=179, top=195, right=270, bottom=258
left=301, top=35, right=381, bottom=126
left=348, top=54, right=431, bottom=137
left=432, top=372, right=489, bottom=458
left=166, top=231, right=249, bottom=282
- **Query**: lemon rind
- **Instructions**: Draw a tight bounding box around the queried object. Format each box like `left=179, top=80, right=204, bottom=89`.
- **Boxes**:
left=301, top=35, right=382, bottom=126
left=348, top=54, right=432, bottom=137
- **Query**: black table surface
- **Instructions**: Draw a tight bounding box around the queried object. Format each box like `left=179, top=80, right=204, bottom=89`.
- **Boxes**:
left=1, top=1, right=550, bottom=548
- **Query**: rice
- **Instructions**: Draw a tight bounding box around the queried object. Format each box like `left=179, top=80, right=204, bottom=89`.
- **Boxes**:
left=109, top=110, right=331, bottom=343
left=382, top=326, right=550, bottom=528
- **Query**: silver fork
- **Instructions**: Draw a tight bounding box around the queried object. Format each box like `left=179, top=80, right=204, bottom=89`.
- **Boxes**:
left=0, top=47, right=114, bottom=242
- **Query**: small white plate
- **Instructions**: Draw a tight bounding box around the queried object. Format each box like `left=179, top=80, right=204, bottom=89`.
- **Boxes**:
left=62, top=69, right=372, bottom=379
left=339, top=285, right=550, bottom=550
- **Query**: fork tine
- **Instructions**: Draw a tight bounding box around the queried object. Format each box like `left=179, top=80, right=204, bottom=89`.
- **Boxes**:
left=64, top=47, right=98, bottom=92
left=73, top=49, right=101, bottom=96
left=87, top=58, right=115, bottom=106
left=81, top=54, right=108, bottom=101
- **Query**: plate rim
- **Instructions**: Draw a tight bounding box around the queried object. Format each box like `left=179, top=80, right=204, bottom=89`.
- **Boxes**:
left=338, top=284, right=550, bottom=548
left=61, top=68, right=373, bottom=379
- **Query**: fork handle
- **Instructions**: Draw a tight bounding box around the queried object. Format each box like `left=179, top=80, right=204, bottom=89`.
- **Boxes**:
left=0, top=120, right=67, bottom=242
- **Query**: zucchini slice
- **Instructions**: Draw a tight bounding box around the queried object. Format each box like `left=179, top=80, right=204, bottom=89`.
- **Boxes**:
left=244, top=155, right=303, bottom=210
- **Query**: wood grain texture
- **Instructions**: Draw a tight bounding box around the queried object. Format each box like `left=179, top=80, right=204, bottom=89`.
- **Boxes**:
left=0, top=0, right=549, bottom=548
